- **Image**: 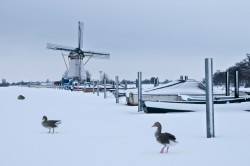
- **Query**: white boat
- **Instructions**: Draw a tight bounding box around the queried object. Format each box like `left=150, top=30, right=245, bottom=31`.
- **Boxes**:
left=126, top=79, right=226, bottom=106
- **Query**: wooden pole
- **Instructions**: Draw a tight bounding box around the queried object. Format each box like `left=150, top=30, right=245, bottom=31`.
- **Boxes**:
left=115, top=76, right=119, bottom=103
left=138, top=72, right=142, bottom=112
left=235, top=71, right=239, bottom=98
left=104, top=77, right=107, bottom=99
left=205, top=58, right=215, bottom=138
left=97, top=80, right=100, bottom=96
left=226, top=71, right=230, bottom=96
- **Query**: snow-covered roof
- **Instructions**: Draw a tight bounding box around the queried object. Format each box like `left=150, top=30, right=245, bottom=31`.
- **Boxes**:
left=143, top=80, right=206, bottom=95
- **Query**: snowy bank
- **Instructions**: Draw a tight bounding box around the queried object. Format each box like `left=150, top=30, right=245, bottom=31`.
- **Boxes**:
left=0, top=87, right=250, bottom=166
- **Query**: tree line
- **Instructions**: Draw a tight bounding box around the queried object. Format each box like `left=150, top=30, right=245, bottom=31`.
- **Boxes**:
left=102, top=77, right=169, bottom=85
left=213, top=55, right=250, bottom=87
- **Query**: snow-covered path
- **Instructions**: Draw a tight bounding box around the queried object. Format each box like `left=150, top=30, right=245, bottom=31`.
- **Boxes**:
left=0, top=87, right=250, bottom=166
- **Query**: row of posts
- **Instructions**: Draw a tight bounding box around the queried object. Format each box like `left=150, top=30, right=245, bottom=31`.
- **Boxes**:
left=91, top=79, right=106, bottom=98
left=94, top=60, right=239, bottom=139
left=205, top=58, right=239, bottom=138
left=91, top=76, right=120, bottom=104
left=92, top=64, right=239, bottom=101
left=91, top=73, right=143, bottom=110
left=96, top=64, right=214, bottom=138
left=93, top=74, right=141, bottom=105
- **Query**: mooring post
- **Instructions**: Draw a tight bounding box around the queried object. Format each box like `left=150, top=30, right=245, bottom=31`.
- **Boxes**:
left=205, top=58, right=215, bottom=138
left=97, top=80, right=100, bottom=96
left=180, top=75, right=183, bottom=80
left=112, top=81, right=115, bottom=89
left=226, top=71, right=230, bottom=96
left=154, top=77, right=159, bottom=87
left=154, top=78, right=156, bottom=87
left=125, top=80, right=127, bottom=90
left=115, top=76, right=119, bottom=103
left=104, top=77, right=107, bottom=99
left=156, top=77, right=159, bottom=86
left=138, top=72, right=142, bottom=112
left=235, top=71, right=239, bottom=98
left=84, top=82, right=86, bottom=93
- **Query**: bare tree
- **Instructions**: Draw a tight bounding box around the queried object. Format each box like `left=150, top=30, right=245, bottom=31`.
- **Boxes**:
left=102, top=72, right=109, bottom=80
left=213, top=55, right=250, bottom=87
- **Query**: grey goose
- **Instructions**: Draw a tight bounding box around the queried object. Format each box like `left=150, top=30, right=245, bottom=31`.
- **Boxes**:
left=152, top=122, right=177, bottom=153
left=42, top=116, right=61, bottom=134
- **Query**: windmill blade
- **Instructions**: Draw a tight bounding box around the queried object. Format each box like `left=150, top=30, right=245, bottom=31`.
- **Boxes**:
left=83, top=51, right=110, bottom=59
left=61, top=53, right=69, bottom=71
left=47, top=43, right=76, bottom=52
left=78, top=21, right=84, bottom=49
left=61, top=53, right=69, bottom=56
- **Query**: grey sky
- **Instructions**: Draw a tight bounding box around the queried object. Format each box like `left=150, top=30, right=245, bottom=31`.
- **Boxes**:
left=1, top=0, right=250, bottom=83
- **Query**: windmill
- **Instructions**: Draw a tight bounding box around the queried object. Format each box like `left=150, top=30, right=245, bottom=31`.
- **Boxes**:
left=47, top=21, right=110, bottom=84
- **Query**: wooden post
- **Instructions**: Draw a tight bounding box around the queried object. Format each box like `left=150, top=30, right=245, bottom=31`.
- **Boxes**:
left=205, top=58, right=215, bottom=138
left=97, top=80, right=100, bottom=96
left=115, top=76, right=119, bottom=103
left=125, top=80, right=127, bottom=90
left=226, top=71, right=230, bottom=96
left=104, top=78, right=107, bottom=99
left=235, top=71, right=239, bottom=98
left=138, top=72, right=142, bottom=112
left=84, top=82, right=86, bottom=93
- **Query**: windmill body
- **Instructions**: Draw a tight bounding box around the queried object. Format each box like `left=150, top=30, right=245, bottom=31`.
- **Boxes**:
left=47, top=22, right=110, bottom=85
left=66, top=54, right=87, bottom=81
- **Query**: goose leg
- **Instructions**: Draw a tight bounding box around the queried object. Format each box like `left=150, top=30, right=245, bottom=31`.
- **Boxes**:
left=160, top=145, right=166, bottom=153
left=166, top=146, right=169, bottom=153
left=52, top=128, right=54, bottom=134
left=49, top=128, right=51, bottom=133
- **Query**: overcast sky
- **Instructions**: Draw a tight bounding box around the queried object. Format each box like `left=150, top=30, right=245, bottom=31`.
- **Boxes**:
left=1, top=0, right=250, bottom=83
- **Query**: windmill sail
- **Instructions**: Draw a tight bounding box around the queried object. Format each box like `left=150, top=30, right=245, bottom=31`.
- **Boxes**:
left=47, top=43, right=75, bottom=52
left=78, top=22, right=84, bottom=49
left=83, top=51, right=110, bottom=59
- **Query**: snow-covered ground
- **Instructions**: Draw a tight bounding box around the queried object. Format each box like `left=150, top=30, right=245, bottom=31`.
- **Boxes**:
left=0, top=86, right=250, bottom=166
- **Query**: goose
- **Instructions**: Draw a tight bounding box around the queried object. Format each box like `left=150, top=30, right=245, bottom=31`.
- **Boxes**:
left=42, top=116, right=61, bottom=134
left=17, top=95, right=25, bottom=100
left=152, top=122, right=177, bottom=153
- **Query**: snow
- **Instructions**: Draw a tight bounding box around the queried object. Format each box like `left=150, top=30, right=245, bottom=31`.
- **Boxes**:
left=144, top=80, right=206, bottom=95
left=126, top=80, right=226, bottom=96
left=1, top=86, right=250, bottom=166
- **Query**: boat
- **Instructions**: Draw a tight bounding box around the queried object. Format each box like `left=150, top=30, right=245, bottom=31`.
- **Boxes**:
left=143, top=96, right=250, bottom=113
left=126, top=79, right=227, bottom=106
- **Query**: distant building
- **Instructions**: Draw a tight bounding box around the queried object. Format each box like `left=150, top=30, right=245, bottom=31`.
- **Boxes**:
left=2, top=79, right=6, bottom=84
left=0, top=78, right=8, bottom=87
